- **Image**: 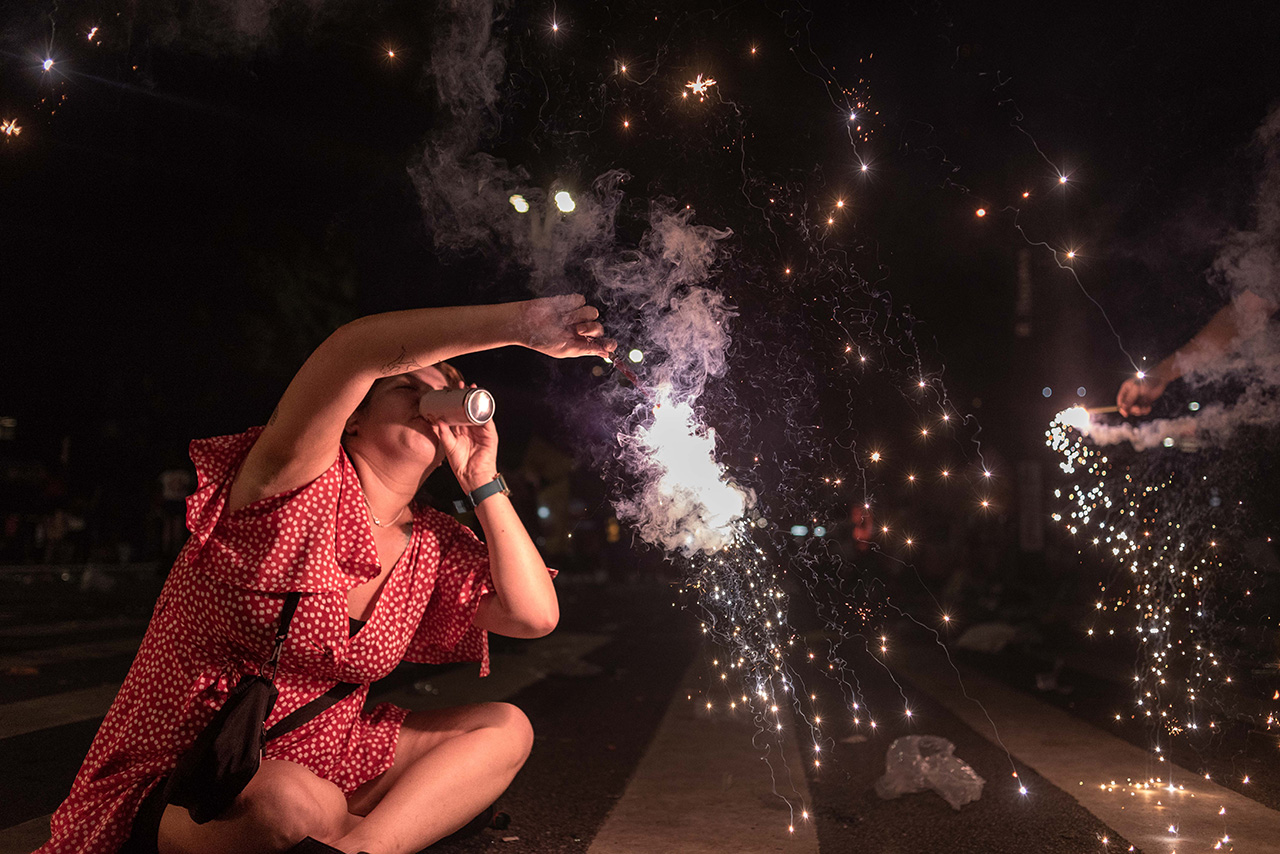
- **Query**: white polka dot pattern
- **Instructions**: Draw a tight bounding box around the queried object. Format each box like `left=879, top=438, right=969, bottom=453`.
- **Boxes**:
left=37, top=427, right=496, bottom=854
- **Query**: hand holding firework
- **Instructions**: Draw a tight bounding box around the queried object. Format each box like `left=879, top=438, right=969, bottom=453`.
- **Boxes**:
left=1116, top=370, right=1170, bottom=417
left=520, top=294, right=616, bottom=359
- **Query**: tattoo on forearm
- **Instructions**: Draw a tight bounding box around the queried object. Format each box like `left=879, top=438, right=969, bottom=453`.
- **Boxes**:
left=268, top=406, right=280, bottom=426
left=380, top=345, right=422, bottom=376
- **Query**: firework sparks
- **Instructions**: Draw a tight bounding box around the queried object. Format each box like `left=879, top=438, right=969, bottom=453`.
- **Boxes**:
left=1044, top=402, right=1275, bottom=802
left=617, top=383, right=751, bottom=555
left=1, top=119, right=21, bottom=137
left=685, top=74, right=717, bottom=101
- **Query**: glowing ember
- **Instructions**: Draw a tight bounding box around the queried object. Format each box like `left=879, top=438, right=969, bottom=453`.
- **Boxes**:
left=1056, top=406, right=1092, bottom=434
left=617, top=385, right=750, bottom=553
left=685, top=74, right=717, bottom=100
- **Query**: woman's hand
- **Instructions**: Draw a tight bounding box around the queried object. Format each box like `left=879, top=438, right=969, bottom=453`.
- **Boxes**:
left=520, top=294, right=616, bottom=359
left=1116, top=371, right=1170, bottom=417
left=429, top=385, right=500, bottom=494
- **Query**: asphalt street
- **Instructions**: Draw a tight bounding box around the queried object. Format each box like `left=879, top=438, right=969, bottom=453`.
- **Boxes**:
left=2, top=566, right=1277, bottom=852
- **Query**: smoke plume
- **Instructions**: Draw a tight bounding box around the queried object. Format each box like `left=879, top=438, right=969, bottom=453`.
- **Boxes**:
left=409, top=0, right=752, bottom=553
left=589, top=205, right=752, bottom=554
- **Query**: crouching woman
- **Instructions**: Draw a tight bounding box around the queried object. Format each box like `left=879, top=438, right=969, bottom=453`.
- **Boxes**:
left=38, top=295, right=614, bottom=854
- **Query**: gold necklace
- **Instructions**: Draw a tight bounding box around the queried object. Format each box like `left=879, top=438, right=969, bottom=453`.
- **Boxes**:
left=362, top=493, right=408, bottom=528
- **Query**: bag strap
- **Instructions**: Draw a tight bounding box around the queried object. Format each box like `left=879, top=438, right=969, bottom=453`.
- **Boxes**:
left=263, top=592, right=302, bottom=681
left=264, top=682, right=361, bottom=741
left=257, top=591, right=363, bottom=741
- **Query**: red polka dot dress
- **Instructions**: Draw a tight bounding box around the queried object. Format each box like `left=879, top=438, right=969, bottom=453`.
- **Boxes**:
left=38, top=427, right=497, bottom=854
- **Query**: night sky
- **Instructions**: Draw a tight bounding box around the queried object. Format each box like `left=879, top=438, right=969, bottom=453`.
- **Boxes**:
left=2, top=0, right=1280, bottom=517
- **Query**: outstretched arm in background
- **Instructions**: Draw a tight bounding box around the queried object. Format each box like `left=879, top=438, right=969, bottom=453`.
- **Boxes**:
left=1116, top=288, right=1278, bottom=416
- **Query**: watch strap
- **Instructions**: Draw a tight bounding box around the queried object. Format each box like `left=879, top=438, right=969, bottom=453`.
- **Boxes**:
left=467, top=473, right=510, bottom=508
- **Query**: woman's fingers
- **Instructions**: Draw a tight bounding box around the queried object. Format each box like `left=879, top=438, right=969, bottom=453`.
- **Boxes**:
left=523, top=293, right=618, bottom=358
left=567, top=304, right=600, bottom=324
left=1117, top=378, right=1161, bottom=417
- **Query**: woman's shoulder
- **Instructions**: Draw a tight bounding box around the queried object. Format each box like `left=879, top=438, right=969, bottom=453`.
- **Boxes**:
left=188, top=426, right=266, bottom=485
left=182, top=427, right=380, bottom=593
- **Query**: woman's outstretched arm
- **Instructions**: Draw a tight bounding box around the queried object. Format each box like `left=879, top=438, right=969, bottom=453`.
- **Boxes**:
left=230, top=295, right=612, bottom=510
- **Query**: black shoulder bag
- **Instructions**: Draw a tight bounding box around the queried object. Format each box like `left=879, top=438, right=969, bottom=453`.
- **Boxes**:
left=163, top=593, right=360, bottom=824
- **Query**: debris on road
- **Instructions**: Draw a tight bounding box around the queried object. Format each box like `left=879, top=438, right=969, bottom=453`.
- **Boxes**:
left=874, top=735, right=985, bottom=810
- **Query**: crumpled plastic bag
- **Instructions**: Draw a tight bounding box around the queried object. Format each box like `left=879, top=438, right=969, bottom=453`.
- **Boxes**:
left=873, top=735, right=985, bottom=810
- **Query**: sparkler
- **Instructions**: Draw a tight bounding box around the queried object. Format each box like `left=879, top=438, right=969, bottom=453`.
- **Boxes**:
left=1, top=119, right=20, bottom=137
left=607, top=349, right=644, bottom=390
left=1047, top=404, right=1275, bottom=811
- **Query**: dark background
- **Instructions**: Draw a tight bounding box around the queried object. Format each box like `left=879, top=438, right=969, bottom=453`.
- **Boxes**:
left=1, top=0, right=1278, bottom=570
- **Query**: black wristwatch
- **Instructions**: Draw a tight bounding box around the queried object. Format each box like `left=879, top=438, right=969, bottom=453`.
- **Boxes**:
left=467, top=473, right=510, bottom=508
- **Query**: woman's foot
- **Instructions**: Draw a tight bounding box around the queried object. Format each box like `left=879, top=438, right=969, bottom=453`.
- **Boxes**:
left=426, top=804, right=507, bottom=848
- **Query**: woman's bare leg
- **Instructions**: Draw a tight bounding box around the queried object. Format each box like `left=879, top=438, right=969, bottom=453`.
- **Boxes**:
left=157, top=760, right=359, bottom=854
left=335, top=702, right=533, bottom=854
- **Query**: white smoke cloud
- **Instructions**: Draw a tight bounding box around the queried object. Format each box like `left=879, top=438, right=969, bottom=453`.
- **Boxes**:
left=408, top=0, right=752, bottom=554
left=1073, top=384, right=1278, bottom=451
left=589, top=205, right=752, bottom=554
left=614, top=393, right=751, bottom=554
left=1209, top=104, right=1280, bottom=308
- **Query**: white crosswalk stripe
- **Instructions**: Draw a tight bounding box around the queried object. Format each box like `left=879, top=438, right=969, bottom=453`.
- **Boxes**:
left=0, top=816, right=51, bottom=853
left=0, top=616, right=146, bottom=639
left=0, top=637, right=142, bottom=670
left=896, top=646, right=1280, bottom=854
left=0, top=683, right=121, bottom=739
left=587, top=659, right=820, bottom=854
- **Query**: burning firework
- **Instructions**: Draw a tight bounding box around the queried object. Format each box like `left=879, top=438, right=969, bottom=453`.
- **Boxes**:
left=685, top=74, right=717, bottom=101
